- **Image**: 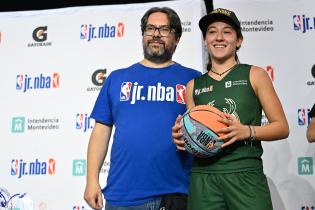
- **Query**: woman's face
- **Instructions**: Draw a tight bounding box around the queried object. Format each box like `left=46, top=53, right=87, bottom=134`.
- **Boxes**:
left=204, top=21, right=243, bottom=62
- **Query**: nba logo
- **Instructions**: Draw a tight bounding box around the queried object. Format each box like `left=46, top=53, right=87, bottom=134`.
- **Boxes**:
left=52, top=73, right=60, bottom=88
left=117, top=22, right=125, bottom=37
left=16, top=75, right=24, bottom=90
left=266, top=65, right=274, bottom=81
left=11, top=159, right=18, bottom=175
left=298, top=109, right=306, bottom=125
left=298, top=108, right=310, bottom=125
left=80, top=24, right=88, bottom=39
left=120, top=82, right=132, bottom=101
left=76, top=113, right=84, bottom=129
left=176, top=84, right=186, bottom=104
left=48, top=158, right=56, bottom=175
left=293, top=15, right=302, bottom=31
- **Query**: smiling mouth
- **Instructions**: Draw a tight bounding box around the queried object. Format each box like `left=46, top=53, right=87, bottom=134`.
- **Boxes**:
left=213, top=44, right=226, bottom=48
left=149, top=41, right=163, bottom=45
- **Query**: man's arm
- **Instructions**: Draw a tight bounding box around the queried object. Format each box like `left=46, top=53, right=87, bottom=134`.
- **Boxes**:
left=307, top=118, right=315, bottom=143
left=84, top=122, right=112, bottom=210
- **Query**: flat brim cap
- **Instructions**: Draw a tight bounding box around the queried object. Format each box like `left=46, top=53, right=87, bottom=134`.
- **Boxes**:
left=199, top=8, right=241, bottom=35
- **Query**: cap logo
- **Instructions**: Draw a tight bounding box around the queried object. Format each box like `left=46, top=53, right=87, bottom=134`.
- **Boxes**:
left=212, top=8, right=231, bottom=17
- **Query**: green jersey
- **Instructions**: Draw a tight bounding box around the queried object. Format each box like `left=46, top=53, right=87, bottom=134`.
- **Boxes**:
left=192, top=64, right=263, bottom=173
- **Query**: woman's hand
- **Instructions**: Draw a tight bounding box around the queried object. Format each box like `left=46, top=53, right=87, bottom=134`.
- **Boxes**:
left=216, top=113, right=250, bottom=148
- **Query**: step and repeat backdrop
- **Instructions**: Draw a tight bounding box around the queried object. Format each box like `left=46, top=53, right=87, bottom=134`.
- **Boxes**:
left=213, top=0, right=315, bottom=210
left=1, top=0, right=314, bottom=209
left=0, top=0, right=206, bottom=209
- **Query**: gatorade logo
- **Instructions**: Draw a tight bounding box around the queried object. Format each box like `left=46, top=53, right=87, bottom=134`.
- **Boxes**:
left=120, top=82, right=186, bottom=104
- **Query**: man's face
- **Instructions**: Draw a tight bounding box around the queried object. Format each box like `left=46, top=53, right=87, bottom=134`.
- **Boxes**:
left=142, top=12, right=179, bottom=64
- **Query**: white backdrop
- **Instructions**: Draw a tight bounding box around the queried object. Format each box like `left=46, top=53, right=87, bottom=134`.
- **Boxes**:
left=0, top=0, right=206, bottom=209
left=1, top=0, right=315, bottom=209
left=213, top=0, right=315, bottom=210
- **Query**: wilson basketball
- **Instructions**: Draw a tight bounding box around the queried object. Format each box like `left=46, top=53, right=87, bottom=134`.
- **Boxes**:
left=180, top=105, right=228, bottom=158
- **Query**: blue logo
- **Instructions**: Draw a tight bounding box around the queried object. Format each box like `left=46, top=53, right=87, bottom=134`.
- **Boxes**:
left=11, top=158, right=56, bottom=179
left=298, top=108, right=311, bottom=125
left=293, top=14, right=315, bottom=33
left=76, top=113, right=93, bottom=132
left=16, top=73, right=60, bottom=92
left=80, top=22, right=125, bottom=42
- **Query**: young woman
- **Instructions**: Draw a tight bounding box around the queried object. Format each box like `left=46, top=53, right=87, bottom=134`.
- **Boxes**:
left=172, top=8, right=289, bottom=210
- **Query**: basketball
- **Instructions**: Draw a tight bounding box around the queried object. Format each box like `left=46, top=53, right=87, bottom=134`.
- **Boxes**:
left=180, top=105, right=228, bottom=158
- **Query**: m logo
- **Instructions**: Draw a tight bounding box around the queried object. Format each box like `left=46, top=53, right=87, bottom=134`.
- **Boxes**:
left=298, top=157, right=313, bottom=175
left=12, top=117, right=25, bottom=133
left=72, top=160, right=86, bottom=176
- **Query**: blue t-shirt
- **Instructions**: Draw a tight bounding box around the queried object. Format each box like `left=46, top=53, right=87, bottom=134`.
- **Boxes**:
left=91, top=62, right=201, bottom=206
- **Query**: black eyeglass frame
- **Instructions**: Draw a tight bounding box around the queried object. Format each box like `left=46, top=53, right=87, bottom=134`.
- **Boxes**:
left=143, top=24, right=175, bottom=37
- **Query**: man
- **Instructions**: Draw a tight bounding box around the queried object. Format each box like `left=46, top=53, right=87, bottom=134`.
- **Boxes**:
left=84, top=7, right=201, bottom=210
left=307, top=104, right=315, bottom=143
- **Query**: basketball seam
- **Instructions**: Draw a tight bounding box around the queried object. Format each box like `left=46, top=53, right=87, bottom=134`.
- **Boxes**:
left=189, top=109, right=225, bottom=135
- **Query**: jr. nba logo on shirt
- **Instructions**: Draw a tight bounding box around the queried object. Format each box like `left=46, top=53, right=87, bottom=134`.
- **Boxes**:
left=120, top=81, right=186, bottom=104
left=120, top=82, right=132, bottom=101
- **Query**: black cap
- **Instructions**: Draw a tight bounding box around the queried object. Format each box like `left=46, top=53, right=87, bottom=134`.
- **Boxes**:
left=199, top=8, right=241, bottom=37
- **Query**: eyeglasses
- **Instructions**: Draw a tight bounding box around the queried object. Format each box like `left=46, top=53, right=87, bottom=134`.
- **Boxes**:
left=144, top=25, right=174, bottom=37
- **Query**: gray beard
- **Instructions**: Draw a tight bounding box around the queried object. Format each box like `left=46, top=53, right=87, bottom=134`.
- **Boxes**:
left=143, top=36, right=174, bottom=64
left=143, top=47, right=173, bottom=64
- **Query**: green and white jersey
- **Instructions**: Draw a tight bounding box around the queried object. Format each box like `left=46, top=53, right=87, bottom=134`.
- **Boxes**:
left=192, top=64, right=264, bottom=173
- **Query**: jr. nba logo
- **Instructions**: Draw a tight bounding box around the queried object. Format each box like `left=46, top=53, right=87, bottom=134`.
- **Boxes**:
left=120, top=82, right=132, bottom=101
left=176, top=84, right=185, bottom=104
left=11, top=159, right=19, bottom=175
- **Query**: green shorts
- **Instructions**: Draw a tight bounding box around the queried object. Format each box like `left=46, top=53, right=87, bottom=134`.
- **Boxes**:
left=188, top=170, right=273, bottom=210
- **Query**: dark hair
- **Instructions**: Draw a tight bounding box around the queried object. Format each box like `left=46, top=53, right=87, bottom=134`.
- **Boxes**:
left=141, top=7, right=182, bottom=39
